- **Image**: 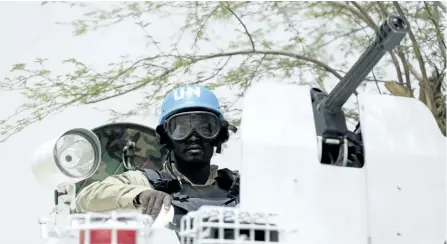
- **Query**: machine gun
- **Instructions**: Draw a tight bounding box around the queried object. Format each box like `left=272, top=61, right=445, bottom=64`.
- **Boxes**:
left=310, top=15, right=410, bottom=168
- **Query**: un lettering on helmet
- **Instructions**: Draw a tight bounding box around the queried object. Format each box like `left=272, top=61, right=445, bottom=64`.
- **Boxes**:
left=173, top=86, right=201, bottom=101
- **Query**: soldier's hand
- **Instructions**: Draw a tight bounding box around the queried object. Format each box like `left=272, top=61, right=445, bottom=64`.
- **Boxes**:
left=137, top=190, right=172, bottom=220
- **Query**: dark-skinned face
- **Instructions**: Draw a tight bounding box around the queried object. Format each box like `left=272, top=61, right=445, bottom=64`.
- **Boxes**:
left=171, top=131, right=214, bottom=166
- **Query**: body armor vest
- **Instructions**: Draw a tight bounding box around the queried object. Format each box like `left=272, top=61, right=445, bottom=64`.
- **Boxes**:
left=140, top=168, right=278, bottom=241
left=140, top=168, right=240, bottom=229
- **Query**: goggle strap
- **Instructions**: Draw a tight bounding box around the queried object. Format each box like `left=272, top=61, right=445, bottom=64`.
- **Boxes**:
left=228, top=124, right=238, bottom=133
left=216, top=143, right=222, bottom=154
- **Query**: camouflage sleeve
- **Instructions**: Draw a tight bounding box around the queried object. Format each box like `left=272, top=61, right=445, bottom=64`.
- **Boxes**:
left=75, top=170, right=153, bottom=212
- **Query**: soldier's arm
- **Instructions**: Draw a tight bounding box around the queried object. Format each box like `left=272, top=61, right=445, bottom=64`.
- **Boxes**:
left=75, top=170, right=153, bottom=212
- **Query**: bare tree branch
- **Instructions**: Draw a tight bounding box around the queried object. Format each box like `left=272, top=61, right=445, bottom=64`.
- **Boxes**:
left=191, top=49, right=343, bottom=79
left=393, top=2, right=433, bottom=111
left=371, top=70, right=382, bottom=94
left=396, top=49, right=413, bottom=93
left=435, top=1, right=446, bottom=13
left=221, top=3, right=256, bottom=51
left=330, top=2, right=374, bottom=27
left=423, top=1, right=446, bottom=69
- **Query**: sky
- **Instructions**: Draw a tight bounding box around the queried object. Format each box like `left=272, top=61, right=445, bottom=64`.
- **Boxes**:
left=0, top=3, right=244, bottom=242
left=0, top=2, right=417, bottom=243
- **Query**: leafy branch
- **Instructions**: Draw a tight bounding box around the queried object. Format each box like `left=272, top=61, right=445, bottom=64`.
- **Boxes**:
left=1, top=1, right=445, bottom=141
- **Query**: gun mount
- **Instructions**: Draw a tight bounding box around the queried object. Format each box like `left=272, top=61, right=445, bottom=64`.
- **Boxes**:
left=310, top=15, right=410, bottom=167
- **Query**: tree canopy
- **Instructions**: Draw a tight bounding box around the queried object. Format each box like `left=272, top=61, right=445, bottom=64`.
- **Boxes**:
left=1, top=1, right=445, bottom=142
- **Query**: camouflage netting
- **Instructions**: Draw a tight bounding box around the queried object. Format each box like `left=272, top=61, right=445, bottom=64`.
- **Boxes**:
left=75, top=122, right=168, bottom=194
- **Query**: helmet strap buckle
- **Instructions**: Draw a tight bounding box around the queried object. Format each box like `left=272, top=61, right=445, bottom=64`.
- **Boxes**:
left=215, top=143, right=222, bottom=154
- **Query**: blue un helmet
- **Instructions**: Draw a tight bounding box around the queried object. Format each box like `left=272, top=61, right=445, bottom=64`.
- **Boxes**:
left=155, top=85, right=237, bottom=154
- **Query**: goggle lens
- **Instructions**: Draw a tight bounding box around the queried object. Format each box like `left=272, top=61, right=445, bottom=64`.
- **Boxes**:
left=165, top=112, right=220, bottom=140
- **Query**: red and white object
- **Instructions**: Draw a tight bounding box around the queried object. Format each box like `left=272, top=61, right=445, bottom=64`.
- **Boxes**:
left=64, top=212, right=152, bottom=244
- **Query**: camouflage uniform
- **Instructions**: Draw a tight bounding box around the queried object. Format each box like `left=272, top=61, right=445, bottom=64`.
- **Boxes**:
left=75, top=125, right=165, bottom=194
left=75, top=124, right=219, bottom=213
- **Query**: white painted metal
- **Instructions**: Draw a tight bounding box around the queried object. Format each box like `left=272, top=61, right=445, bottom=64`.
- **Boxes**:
left=40, top=209, right=180, bottom=244
left=178, top=206, right=280, bottom=244
left=359, top=93, right=446, bottom=244
left=240, top=82, right=367, bottom=244
left=33, top=82, right=446, bottom=244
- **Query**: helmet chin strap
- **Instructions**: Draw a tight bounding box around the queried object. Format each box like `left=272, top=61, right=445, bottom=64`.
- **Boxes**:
left=215, top=123, right=237, bottom=154
left=216, top=143, right=222, bottom=154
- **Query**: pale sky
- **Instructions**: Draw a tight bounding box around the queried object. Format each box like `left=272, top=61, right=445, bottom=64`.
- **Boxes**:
left=0, top=2, right=402, bottom=243
left=0, top=3, right=243, bottom=242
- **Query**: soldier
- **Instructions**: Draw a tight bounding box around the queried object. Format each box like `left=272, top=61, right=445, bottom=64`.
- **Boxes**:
left=75, top=85, right=239, bottom=227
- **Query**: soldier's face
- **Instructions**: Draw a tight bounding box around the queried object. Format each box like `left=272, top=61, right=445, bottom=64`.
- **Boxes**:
left=171, top=131, right=214, bottom=165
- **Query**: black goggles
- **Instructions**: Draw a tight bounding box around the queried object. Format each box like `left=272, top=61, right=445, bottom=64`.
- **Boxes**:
left=164, top=111, right=223, bottom=141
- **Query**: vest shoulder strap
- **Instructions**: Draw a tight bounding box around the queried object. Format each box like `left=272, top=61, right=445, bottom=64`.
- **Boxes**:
left=215, top=168, right=240, bottom=197
left=140, top=168, right=173, bottom=181
left=139, top=168, right=180, bottom=193
left=139, top=167, right=241, bottom=197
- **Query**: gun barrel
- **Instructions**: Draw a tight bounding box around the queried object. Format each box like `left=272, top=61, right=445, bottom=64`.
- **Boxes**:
left=324, top=15, right=410, bottom=111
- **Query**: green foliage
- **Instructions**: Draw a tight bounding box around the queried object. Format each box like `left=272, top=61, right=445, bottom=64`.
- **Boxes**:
left=0, top=1, right=445, bottom=141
